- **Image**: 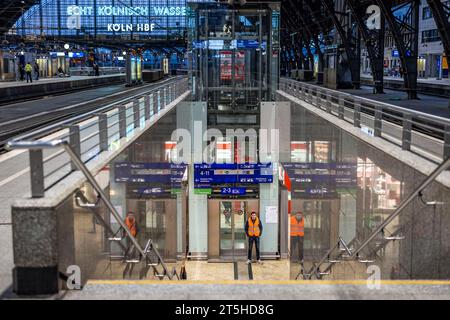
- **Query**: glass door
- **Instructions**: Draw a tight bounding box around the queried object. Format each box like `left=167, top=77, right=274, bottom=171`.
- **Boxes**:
left=219, top=201, right=247, bottom=257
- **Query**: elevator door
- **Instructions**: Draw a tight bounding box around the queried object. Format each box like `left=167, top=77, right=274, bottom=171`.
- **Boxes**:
left=219, top=201, right=248, bottom=256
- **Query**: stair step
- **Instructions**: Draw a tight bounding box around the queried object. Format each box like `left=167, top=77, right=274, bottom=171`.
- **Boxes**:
left=108, top=237, right=123, bottom=241
left=125, top=259, right=141, bottom=264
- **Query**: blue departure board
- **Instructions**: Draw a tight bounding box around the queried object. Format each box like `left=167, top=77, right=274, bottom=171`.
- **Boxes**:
left=194, top=163, right=273, bottom=185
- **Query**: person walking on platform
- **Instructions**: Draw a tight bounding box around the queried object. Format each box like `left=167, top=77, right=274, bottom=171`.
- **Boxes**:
left=290, top=211, right=305, bottom=263
left=34, top=62, right=40, bottom=81
left=245, top=211, right=263, bottom=264
left=25, top=63, right=33, bottom=83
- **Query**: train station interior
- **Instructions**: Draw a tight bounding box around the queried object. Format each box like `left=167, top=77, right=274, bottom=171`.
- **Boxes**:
left=0, top=0, right=449, bottom=302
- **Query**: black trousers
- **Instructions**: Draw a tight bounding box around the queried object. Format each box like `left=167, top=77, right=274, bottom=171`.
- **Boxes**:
left=290, top=236, right=304, bottom=262
left=248, top=236, right=260, bottom=260
left=26, top=72, right=33, bottom=83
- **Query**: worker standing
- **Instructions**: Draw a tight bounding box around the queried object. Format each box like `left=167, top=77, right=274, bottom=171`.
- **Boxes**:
left=25, top=62, right=33, bottom=83
left=290, top=211, right=305, bottom=263
left=245, top=211, right=263, bottom=264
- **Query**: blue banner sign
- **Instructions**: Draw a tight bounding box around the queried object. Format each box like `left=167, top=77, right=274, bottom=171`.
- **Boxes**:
left=220, top=187, right=247, bottom=195
left=282, top=162, right=357, bottom=197
left=194, top=163, right=273, bottom=185
left=115, top=162, right=187, bottom=186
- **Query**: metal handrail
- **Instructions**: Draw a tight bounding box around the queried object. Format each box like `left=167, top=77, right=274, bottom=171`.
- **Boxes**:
left=300, top=156, right=450, bottom=280
left=6, top=78, right=188, bottom=196
left=281, top=78, right=450, bottom=126
left=280, top=78, right=450, bottom=161
left=298, top=237, right=351, bottom=280
left=350, top=156, right=450, bottom=259
left=7, top=139, right=174, bottom=280
left=10, top=76, right=185, bottom=143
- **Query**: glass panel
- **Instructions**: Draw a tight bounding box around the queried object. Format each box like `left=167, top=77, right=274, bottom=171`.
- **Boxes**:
left=233, top=202, right=246, bottom=250
left=219, top=201, right=232, bottom=251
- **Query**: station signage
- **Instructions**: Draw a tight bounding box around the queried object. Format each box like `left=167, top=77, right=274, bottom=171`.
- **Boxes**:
left=67, top=5, right=185, bottom=32
left=114, top=162, right=187, bottom=186
left=194, top=163, right=273, bottom=185
left=282, top=162, right=357, bottom=198
left=67, top=5, right=187, bottom=17
left=220, top=187, right=247, bottom=195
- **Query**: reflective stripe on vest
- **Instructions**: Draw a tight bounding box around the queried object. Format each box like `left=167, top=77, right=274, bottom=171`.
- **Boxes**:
left=290, top=216, right=304, bottom=237
left=248, top=217, right=261, bottom=237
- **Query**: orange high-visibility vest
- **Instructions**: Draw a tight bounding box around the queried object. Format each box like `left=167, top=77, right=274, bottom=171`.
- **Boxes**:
left=125, top=216, right=137, bottom=237
left=290, top=216, right=304, bottom=237
left=248, top=217, right=261, bottom=237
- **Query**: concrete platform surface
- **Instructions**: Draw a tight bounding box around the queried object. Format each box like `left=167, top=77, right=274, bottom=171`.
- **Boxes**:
left=0, top=74, right=124, bottom=89
left=342, top=86, right=450, bottom=118
left=60, top=280, right=450, bottom=300
left=361, top=74, right=450, bottom=86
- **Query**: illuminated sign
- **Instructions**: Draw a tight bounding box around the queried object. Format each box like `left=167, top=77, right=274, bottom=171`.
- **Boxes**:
left=67, top=5, right=187, bottom=16
left=107, top=23, right=155, bottom=32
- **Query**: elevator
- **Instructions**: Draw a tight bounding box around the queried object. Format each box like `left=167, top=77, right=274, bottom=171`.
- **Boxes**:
left=208, top=198, right=259, bottom=260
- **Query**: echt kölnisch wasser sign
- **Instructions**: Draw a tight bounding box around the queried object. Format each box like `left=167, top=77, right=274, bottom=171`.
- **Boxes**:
left=67, top=5, right=187, bottom=16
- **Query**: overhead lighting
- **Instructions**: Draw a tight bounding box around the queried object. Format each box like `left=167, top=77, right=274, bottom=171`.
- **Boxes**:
left=122, top=51, right=127, bottom=55
left=64, top=43, right=70, bottom=50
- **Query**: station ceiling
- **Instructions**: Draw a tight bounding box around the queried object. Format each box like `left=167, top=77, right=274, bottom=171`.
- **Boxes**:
left=0, top=0, right=40, bottom=35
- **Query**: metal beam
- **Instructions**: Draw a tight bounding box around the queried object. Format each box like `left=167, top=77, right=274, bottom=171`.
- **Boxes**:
left=321, top=0, right=361, bottom=89
left=347, top=0, right=386, bottom=93
left=375, top=0, right=420, bottom=99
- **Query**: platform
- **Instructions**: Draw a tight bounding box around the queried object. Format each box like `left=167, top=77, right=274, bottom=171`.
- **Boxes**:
left=360, top=75, right=450, bottom=98
left=337, top=85, right=450, bottom=119
left=0, top=74, right=126, bottom=104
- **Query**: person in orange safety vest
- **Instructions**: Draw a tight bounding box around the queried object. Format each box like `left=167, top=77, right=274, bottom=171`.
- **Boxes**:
left=290, top=211, right=305, bottom=263
left=124, top=211, right=138, bottom=238
left=245, top=211, right=263, bottom=265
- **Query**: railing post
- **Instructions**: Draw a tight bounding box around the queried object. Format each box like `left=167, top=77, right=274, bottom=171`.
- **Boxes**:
left=97, top=113, right=108, bottom=152
left=315, top=89, right=320, bottom=106
left=29, top=149, right=44, bottom=198
left=338, top=96, right=345, bottom=120
left=118, top=105, right=127, bottom=138
left=133, top=98, right=140, bottom=129
left=374, top=105, right=382, bottom=137
left=161, top=89, right=166, bottom=109
left=326, top=93, right=332, bottom=113
left=144, top=95, right=151, bottom=121
left=444, top=125, right=450, bottom=160
left=68, top=125, right=81, bottom=171
left=152, top=92, right=158, bottom=115
left=353, top=100, right=361, bottom=128
left=402, top=113, right=412, bottom=151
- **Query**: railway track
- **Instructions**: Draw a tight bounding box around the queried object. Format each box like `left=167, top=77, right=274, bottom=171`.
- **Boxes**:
left=0, top=76, right=183, bottom=153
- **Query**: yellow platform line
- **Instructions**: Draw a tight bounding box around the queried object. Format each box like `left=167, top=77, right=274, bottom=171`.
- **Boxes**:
left=86, top=279, right=450, bottom=286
